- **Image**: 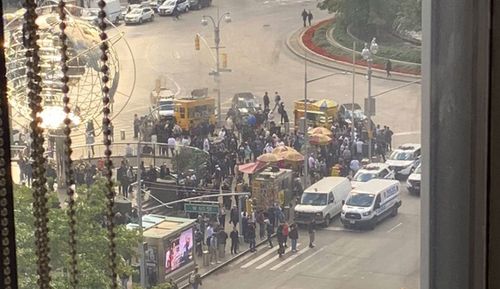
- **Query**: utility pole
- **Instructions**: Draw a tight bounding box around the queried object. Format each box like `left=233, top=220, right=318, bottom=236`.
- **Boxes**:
left=202, top=9, right=232, bottom=126
left=361, top=38, right=379, bottom=161
left=303, top=52, right=309, bottom=188
left=136, top=132, right=146, bottom=288
left=351, top=42, right=356, bottom=142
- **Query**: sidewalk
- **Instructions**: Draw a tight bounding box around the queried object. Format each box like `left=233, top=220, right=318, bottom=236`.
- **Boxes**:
left=285, top=22, right=421, bottom=83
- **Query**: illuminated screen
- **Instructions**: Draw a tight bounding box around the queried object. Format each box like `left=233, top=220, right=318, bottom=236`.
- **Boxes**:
left=164, top=227, right=193, bottom=273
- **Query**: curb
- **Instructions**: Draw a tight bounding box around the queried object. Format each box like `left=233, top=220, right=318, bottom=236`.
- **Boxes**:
left=285, top=22, right=421, bottom=84
left=179, top=235, right=274, bottom=289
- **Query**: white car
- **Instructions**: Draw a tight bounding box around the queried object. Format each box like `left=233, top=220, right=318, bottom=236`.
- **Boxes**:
left=385, top=143, right=421, bottom=180
left=351, top=163, right=395, bottom=188
left=407, top=163, right=421, bottom=194
left=158, top=0, right=189, bottom=15
left=124, top=7, right=154, bottom=24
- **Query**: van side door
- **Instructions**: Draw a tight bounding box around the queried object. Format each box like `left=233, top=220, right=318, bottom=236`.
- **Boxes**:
left=328, top=191, right=341, bottom=216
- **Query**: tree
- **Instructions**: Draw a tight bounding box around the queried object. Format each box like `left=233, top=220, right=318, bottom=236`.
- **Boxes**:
left=318, top=0, right=418, bottom=34
left=394, top=0, right=422, bottom=32
left=15, top=180, right=140, bottom=289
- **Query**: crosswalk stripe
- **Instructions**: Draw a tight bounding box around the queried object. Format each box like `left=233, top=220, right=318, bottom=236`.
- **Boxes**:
left=285, top=247, right=325, bottom=272
left=270, top=246, right=311, bottom=271
left=234, top=248, right=269, bottom=265
left=240, top=247, right=275, bottom=268
left=255, top=243, right=301, bottom=270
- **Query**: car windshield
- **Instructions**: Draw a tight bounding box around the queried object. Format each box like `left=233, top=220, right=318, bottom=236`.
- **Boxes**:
left=346, top=193, right=375, bottom=207
left=159, top=101, right=173, bottom=110
left=353, top=172, right=377, bottom=182
left=129, top=9, right=142, bottom=15
left=163, top=1, right=175, bottom=6
left=389, top=151, right=415, bottom=160
left=301, top=193, right=327, bottom=206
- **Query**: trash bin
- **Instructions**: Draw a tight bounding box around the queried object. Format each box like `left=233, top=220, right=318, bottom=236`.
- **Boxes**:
left=120, top=129, right=126, bottom=140
left=203, top=250, right=210, bottom=266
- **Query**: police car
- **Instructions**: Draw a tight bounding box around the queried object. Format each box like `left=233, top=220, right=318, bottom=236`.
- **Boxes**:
left=407, top=163, right=421, bottom=194
left=385, top=144, right=421, bottom=180
left=351, top=163, right=395, bottom=189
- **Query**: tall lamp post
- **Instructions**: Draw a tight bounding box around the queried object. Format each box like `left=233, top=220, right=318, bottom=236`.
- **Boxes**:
left=303, top=52, right=348, bottom=187
left=361, top=37, right=378, bottom=160
left=201, top=10, right=232, bottom=126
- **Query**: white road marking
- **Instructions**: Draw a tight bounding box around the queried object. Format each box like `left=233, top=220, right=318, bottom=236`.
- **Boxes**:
left=240, top=247, right=275, bottom=268
left=254, top=244, right=301, bottom=270
left=387, top=222, right=403, bottom=233
left=234, top=248, right=267, bottom=265
left=285, top=247, right=325, bottom=272
left=324, top=226, right=347, bottom=232
left=270, top=246, right=310, bottom=271
left=393, top=131, right=420, bottom=136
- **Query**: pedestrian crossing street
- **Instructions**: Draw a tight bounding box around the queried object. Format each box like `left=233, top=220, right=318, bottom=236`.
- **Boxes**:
left=235, top=243, right=325, bottom=272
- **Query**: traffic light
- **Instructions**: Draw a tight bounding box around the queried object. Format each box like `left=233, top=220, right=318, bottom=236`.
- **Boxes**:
left=194, top=34, right=200, bottom=51
left=221, top=53, right=227, bottom=68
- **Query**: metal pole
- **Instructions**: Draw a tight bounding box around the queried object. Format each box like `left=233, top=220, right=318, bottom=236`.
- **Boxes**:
left=136, top=133, right=146, bottom=288
left=215, top=10, right=222, bottom=126
left=303, top=52, right=309, bottom=188
left=351, top=42, right=356, bottom=143
left=367, top=59, right=373, bottom=160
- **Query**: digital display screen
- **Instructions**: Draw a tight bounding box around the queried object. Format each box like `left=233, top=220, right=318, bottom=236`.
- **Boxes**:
left=164, top=227, right=193, bottom=273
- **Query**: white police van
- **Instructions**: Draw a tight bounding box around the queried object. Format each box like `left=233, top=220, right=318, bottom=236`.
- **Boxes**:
left=385, top=143, right=421, bottom=180
left=351, top=163, right=395, bottom=189
left=341, top=179, right=401, bottom=230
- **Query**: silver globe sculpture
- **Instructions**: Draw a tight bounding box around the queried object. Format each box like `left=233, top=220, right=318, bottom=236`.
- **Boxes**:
left=4, top=5, right=134, bottom=133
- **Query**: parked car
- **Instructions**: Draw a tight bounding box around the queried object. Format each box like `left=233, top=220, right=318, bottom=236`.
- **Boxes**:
left=158, top=0, right=189, bottom=15
left=124, top=7, right=154, bottom=24
left=407, top=163, right=421, bottom=194
left=385, top=143, right=421, bottom=180
left=351, top=163, right=395, bottom=189
left=188, top=0, right=211, bottom=9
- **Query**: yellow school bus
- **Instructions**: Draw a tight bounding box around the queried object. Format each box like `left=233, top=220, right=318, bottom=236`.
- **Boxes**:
left=293, top=98, right=338, bottom=131
left=174, top=96, right=216, bottom=131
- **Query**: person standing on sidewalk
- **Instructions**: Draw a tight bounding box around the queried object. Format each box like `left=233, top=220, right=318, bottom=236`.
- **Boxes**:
left=217, top=227, right=228, bottom=259
left=188, top=267, right=202, bottom=289
left=257, top=210, right=266, bottom=240
left=282, top=221, right=289, bottom=248
left=289, top=223, right=299, bottom=252
left=209, top=232, right=218, bottom=264
left=307, top=10, right=313, bottom=26
left=230, top=226, right=239, bottom=254
left=274, top=92, right=281, bottom=111
left=230, top=205, right=239, bottom=227
left=218, top=205, right=226, bottom=229
left=301, top=9, right=308, bottom=27
left=308, top=219, right=316, bottom=248
left=248, top=222, right=257, bottom=252
left=385, top=59, right=392, bottom=78
left=266, top=220, right=274, bottom=248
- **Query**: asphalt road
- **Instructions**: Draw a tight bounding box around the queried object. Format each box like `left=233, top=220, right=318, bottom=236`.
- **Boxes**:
left=103, top=0, right=421, bottom=147
left=202, top=184, right=420, bottom=289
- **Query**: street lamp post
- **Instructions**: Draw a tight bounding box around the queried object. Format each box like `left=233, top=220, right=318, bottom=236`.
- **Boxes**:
left=202, top=9, right=232, bottom=126
left=303, top=52, right=348, bottom=187
left=361, top=37, right=379, bottom=161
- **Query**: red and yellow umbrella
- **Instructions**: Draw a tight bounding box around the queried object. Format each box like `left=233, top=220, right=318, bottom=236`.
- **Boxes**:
left=309, top=134, right=332, bottom=145
left=280, top=150, right=305, bottom=162
left=272, top=146, right=299, bottom=155
left=257, top=153, right=284, bottom=163
left=308, top=126, right=333, bottom=136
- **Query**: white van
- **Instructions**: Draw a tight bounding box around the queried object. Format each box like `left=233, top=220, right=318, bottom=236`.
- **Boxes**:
left=293, top=177, right=351, bottom=226
left=88, top=0, right=122, bottom=23
left=341, top=179, right=401, bottom=229
left=351, top=163, right=395, bottom=188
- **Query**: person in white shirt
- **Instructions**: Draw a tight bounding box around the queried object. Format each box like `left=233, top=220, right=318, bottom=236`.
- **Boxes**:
left=203, top=138, right=210, bottom=152
left=356, top=138, right=364, bottom=159
left=181, top=135, right=191, bottom=146
left=349, top=159, right=360, bottom=176
left=167, top=136, right=176, bottom=157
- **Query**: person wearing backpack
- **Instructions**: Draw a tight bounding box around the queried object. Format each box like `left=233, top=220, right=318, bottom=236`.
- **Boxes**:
left=282, top=221, right=289, bottom=248
left=188, top=267, right=202, bottom=289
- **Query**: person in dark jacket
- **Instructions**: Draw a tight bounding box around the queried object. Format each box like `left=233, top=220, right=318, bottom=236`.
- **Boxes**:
left=248, top=222, right=257, bottom=252
left=301, top=9, right=308, bottom=27
left=307, top=10, right=313, bottom=26
left=230, top=227, right=239, bottom=254
left=276, top=222, right=285, bottom=257
left=308, top=219, right=316, bottom=248
left=263, top=91, right=270, bottom=110
left=230, top=205, right=239, bottom=227
left=289, top=223, right=299, bottom=252
left=385, top=59, right=392, bottom=78
left=266, top=220, right=274, bottom=248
